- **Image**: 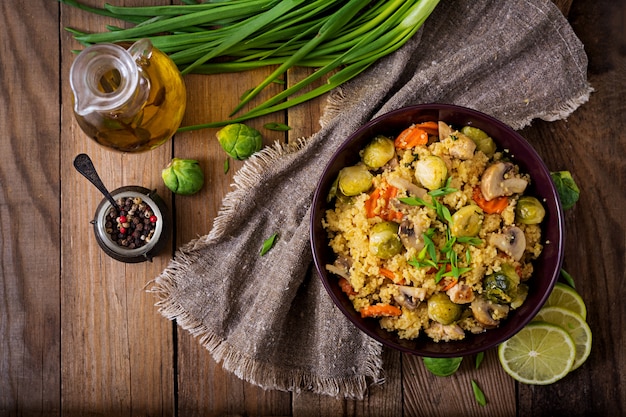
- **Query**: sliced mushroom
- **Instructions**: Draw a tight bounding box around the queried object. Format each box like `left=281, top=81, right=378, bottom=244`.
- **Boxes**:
left=489, top=226, right=526, bottom=261
left=470, top=296, right=510, bottom=328
left=448, top=132, right=477, bottom=160
left=393, top=285, right=427, bottom=310
left=438, top=121, right=454, bottom=141
left=480, top=162, right=528, bottom=200
left=325, top=256, right=352, bottom=279
left=447, top=283, right=476, bottom=304
left=398, top=219, right=425, bottom=252
left=425, top=322, right=465, bottom=342
left=387, top=176, right=427, bottom=199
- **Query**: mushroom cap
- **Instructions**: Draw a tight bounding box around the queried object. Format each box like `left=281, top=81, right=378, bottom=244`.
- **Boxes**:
left=489, top=226, right=527, bottom=261
left=480, top=162, right=528, bottom=201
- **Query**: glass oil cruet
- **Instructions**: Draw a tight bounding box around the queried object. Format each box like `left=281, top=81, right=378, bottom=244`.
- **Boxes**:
left=69, top=39, right=186, bottom=153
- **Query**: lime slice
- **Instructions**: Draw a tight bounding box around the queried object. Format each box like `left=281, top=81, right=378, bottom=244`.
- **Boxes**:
left=533, top=306, right=592, bottom=371
left=498, top=321, right=575, bottom=385
left=544, top=282, right=587, bottom=320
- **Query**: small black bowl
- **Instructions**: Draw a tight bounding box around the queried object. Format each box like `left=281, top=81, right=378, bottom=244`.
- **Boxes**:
left=310, top=104, right=564, bottom=357
left=92, top=186, right=170, bottom=263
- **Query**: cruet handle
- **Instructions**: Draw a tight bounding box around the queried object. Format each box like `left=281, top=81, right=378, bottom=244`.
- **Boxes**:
left=128, top=38, right=153, bottom=67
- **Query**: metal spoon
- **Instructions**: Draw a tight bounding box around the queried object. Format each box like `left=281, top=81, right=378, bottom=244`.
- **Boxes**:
left=73, top=153, right=120, bottom=211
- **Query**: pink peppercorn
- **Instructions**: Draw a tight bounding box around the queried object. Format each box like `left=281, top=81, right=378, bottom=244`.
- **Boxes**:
left=149, top=215, right=157, bottom=223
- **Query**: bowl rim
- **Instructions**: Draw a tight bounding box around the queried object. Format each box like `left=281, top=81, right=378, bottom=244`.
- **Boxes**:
left=310, top=103, right=564, bottom=357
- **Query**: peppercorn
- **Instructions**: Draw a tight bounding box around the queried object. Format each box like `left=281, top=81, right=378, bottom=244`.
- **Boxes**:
left=105, top=195, right=157, bottom=249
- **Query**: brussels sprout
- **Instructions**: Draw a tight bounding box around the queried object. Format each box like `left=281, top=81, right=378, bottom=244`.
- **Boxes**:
left=460, top=126, right=497, bottom=157
left=162, top=158, right=204, bottom=195
left=337, top=165, right=373, bottom=196
left=362, top=135, right=395, bottom=169
left=550, top=170, right=580, bottom=210
left=428, top=292, right=462, bottom=325
left=216, top=123, right=263, bottom=160
left=510, top=283, right=529, bottom=309
left=483, top=264, right=520, bottom=304
left=415, top=155, right=448, bottom=190
left=451, top=205, right=483, bottom=237
left=423, top=357, right=463, bottom=377
left=515, top=196, right=546, bottom=224
left=369, top=221, right=402, bottom=259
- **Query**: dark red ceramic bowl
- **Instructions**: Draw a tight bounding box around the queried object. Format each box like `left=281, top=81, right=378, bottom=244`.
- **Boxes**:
left=310, top=104, right=564, bottom=357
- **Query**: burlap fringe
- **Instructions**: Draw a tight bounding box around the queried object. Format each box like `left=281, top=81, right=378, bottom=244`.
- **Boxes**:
left=151, top=258, right=383, bottom=400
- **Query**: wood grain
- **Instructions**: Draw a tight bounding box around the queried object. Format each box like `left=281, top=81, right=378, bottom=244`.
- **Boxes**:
left=0, top=1, right=61, bottom=413
left=1, top=0, right=625, bottom=415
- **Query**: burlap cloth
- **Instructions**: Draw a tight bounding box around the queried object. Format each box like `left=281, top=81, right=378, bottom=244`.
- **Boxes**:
left=151, top=0, right=591, bottom=399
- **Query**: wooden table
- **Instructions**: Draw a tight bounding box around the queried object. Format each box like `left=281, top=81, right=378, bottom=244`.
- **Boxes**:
left=2, top=0, right=624, bottom=415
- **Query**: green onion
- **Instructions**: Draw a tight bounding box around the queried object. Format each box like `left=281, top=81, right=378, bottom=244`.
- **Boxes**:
left=61, top=0, right=440, bottom=131
left=475, top=351, right=485, bottom=369
left=471, top=380, right=487, bottom=406
left=260, top=233, right=279, bottom=256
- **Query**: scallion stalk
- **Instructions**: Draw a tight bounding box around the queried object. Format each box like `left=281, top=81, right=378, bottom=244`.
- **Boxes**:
left=61, top=0, right=440, bottom=131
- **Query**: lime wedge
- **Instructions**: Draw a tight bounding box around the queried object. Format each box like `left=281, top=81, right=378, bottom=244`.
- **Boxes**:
left=544, top=282, right=587, bottom=320
left=533, top=306, right=592, bottom=370
left=498, top=322, right=575, bottom=385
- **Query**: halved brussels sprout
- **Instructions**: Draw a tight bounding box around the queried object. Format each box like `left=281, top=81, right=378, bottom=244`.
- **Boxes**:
left=428, top=292, right=462, bottom=325
left=451, top=205, right=483, bottom=237
left=483, top=264, right=520, bottom=304
left=337, top=165, right=373, bottom=196
left=415, top=155, right=448, bottom=190
left=369, top=221, right=402, bottom=259
left=515, top=196, right=546, bottom=224
left=362, top=135, right=395, bottom=169
left=461, top=126, right=496, bottom=157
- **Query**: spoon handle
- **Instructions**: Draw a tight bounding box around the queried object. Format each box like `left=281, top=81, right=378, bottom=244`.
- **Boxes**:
left=73, top=153, right=120, bottom=210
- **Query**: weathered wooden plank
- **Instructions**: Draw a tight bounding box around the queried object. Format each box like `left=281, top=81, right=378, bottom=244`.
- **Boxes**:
left=59, top=1, right=175, bottom=415
left=171, top=65, right=291, bottom=415
left=0, top=1, right=61, bottom=415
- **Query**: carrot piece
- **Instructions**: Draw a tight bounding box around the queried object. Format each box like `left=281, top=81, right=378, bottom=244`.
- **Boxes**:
left=414, top=121, right=439, bottom=136
left=360, top=303, right=402, bottom=318
left=472, top=186, right=509, bottom=214
left=365, top=188, right=381, bottom=218
left=441, top=278, right=458, bottom=291
left=338, top=277, right=357, bottom=296
left=379, top=267, right=396, bottom=280
left=380, top=185, right=398, bottom=220
left=394, top=126, right=428, bottom=149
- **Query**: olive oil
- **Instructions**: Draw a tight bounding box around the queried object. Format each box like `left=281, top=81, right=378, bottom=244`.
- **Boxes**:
left=71, top=41, right=186, bottom=153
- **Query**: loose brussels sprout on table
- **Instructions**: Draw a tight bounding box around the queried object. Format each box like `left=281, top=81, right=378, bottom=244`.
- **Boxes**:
left=162, top=158, right=204, bottom=195
left=217, top=123, right=263, bottom=160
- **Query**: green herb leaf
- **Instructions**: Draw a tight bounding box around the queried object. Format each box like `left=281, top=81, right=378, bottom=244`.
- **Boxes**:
left=260, top=232, right=278, bottom=256
left=475, top=351, right=485, bottom=369
left=471, top=380, right=487, bottom=406
left=560, top=268, right=576, bottom=288
left=457, top=236, right=483, bottom=246
left=224, top=157, right=230, bottom=174
left=423, top=357, right=463, bottom=377
left=264, top=122, right=291, bottom=131
left=550, top=171, right=580, bottom=210
left=398, top=196, right=432, bottom=209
